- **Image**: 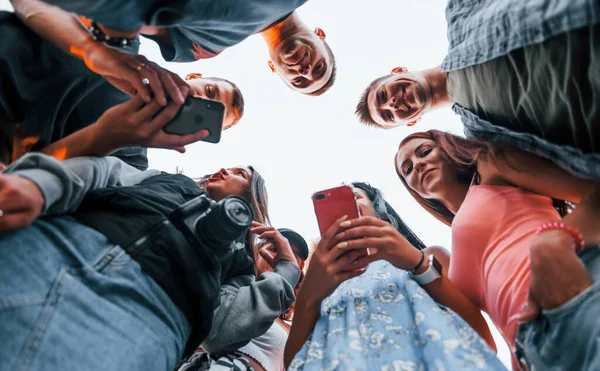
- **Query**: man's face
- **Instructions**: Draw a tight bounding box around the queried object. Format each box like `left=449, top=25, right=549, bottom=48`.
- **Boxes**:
left=188, top=78, right=237, bottom=130
left=367, top=72, right=430, bottom=129
left=269, top=30, right=333, bottom=94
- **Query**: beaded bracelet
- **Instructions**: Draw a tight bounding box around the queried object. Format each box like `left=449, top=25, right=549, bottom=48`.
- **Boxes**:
left=535, top=221, right=585, bottom=253
left=90, top=21, right=138, bottom=47
left=78, top=16, right=138, bottom=48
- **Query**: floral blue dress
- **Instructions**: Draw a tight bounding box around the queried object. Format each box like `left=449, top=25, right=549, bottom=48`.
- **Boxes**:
left=289, top=261, right=507, bottom=371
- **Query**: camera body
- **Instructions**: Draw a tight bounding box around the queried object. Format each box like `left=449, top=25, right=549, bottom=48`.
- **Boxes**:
left=171, top=193, right=254, bottom=266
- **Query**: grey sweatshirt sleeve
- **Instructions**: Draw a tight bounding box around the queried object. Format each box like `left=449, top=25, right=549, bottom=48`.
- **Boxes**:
left=2, top=153, right=160, bottom=214
left=201, top=259, right=301, bottom=355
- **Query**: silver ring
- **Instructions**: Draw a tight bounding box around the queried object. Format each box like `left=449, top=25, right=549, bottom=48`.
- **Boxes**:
left=142, top=78, right=150, bottom=85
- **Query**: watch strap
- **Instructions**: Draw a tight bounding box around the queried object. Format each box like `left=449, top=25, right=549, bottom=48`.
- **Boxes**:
left=409, top=255, right=442, bottom=285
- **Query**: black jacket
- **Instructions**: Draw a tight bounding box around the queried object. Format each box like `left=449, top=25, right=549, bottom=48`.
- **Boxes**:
left=73, top=173, right=255, bottom=355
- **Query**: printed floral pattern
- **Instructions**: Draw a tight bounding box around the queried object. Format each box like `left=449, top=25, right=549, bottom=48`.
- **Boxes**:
left=289, top=261, right=507, bottom=371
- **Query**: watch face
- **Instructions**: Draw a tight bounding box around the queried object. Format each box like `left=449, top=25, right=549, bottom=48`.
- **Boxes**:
left=432, top=255, right=443, bottom=274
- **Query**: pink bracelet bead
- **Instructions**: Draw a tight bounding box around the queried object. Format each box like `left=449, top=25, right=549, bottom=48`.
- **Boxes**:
left=535, top=221, right=586, bottom=253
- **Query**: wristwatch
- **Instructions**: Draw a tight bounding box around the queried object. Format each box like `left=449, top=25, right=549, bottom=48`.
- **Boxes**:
left=409, top=254, right=442, bottom=285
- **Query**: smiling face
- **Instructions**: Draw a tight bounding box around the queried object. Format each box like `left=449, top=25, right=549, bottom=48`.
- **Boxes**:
left=205, top=167, right=252, bottom=201
left=269, top=30, right=333, bottom=94
left=395, top=138, right=457, bottom=200
left=366, top=72, right=431, bottom=129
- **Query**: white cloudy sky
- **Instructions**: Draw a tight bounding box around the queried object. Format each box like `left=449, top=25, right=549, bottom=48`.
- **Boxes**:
left=1, top=0, right=511, bottom=367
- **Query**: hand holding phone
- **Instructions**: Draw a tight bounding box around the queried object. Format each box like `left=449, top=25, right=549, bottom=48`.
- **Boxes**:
left=93, top=94, right=209, bottom=153
left=313, top=185, right=360, bottom=235
left=312, top=185, right=369, bottom=271
left=162, top=96, right=225, bottom=143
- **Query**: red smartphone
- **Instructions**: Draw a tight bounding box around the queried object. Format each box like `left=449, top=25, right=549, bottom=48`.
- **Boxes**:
left=312, top=185, right=360, bottom=236
left=312, top=185, right=369, bottom=271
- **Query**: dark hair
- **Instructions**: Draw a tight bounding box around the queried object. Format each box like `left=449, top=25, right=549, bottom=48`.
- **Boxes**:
left=304, top=41, right=336, bottom=97
left=197, top=166, right=269, bottom=258
left=351, top=182, right=426, bottom=250
left=209, top=77, right=245, bottom=128
left=355, top=74, right=392, bottom=127
left=395, top=130, right=570, bottom=226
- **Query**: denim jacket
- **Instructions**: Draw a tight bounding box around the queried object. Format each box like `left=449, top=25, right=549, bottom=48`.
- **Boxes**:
left=442, top=0, right=600, bottom=179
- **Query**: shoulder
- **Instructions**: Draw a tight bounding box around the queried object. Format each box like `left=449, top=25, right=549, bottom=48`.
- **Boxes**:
left=476, top=155, right=513, bottom=187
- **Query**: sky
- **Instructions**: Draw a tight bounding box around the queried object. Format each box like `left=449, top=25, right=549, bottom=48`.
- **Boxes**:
left=1, top=0, right=511, bottom=367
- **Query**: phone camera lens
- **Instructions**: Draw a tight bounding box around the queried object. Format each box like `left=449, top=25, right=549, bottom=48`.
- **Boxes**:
left=315, top=194, right=325, bottom=200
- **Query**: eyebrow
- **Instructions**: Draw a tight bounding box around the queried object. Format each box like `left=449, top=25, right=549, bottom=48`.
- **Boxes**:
left=240, top=168, right=251, bottom=179
left=298, top=78, right=310, bottom=88
left=314, top=59, right=327, bottom=79
left=400, top=143, right=426, bottom=172
left=212, top=84, right=221, bottom=99
left=376, top=87, right=384, bottom=107
left=231, top=167, right=246, bottom=176
left=382, top=110, right=394, bottom=123
left=414, top=143, right=426, bottom=155
left=376, top=87, right=394, bottom=123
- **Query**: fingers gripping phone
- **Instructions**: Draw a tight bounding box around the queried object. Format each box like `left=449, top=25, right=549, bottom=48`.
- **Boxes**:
left=312, top=185, right=360, bottom=236
left=312, top=185, right=370, bottom=271
left=162, top=96, right=225, bottom=143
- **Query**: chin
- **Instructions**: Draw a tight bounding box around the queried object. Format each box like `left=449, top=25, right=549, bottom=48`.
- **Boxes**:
left=425, top=178, right=443, bottom=197
left=205, top=183, right=218, bottom=195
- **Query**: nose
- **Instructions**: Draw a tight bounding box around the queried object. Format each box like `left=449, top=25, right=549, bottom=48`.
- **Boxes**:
left=415, top=161, right=426, bottom=173
left=383, top=96, right=398, bottom=110
left=299, top=63, right=312, bottom=77
left=219, top=168, right=229, bottom=176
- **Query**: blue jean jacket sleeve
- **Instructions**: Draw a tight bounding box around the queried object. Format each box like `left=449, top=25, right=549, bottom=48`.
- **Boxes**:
left=201, top=259, right=300, bottom=355
left=2, top=153, right=160, bottom=214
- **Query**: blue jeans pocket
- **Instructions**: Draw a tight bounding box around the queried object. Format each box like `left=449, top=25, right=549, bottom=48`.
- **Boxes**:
left=6, top=254, right=178, bottom=371
left=89, top=243, right=134, bottom=273
left=0, top=268, right=68, bottom=371
left=0, top=219, right=187, bottom=371
left=518, top=281, right=600, bottom=370
left=0, top=241, right=163, bottom=371
left=542, top=281, right=600, bottom=321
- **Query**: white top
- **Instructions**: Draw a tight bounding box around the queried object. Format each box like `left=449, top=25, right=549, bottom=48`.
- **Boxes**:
left=237, top=321, right=288, bottom=371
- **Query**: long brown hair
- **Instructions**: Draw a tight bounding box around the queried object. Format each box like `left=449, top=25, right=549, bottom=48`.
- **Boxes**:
left=351, top=182, right=426, bottom=250
left=395, top=130, right=570, bottom=226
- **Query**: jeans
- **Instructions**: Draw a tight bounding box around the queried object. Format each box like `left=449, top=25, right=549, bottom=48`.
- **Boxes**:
left=0, top=216, right=191, bottom=371
left=515, top=246, right=600, bottom=370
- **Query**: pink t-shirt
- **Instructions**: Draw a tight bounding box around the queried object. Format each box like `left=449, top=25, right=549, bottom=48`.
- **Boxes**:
left=449, top=185, right=560, bottom=350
